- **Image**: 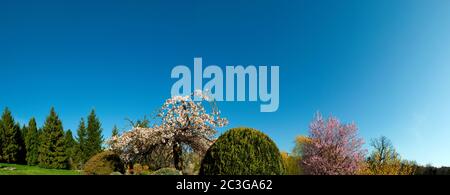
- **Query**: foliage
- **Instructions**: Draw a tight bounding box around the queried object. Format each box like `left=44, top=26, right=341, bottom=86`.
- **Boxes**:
left=182, top=151, right=201, bottom=175
left=38, top=107, right=68, bottom=169
left=414, top=164, right=450, bottom=175
left=132, top=163, right=151, bottom=175
left=108, top=90, right=228, bottom=171
left=199, top=127, right=285, bottom=175
left=151, top=167, right=182, bottom=175
left=302, top=113, right=366, bottom=175
left=25, top=118, right=39, bottom=165
left=360, top=136, right=415, bottom=175
left=83, top=151, right=125, bottom=175
left=281, top=152, right=302, bottom=175
left=292, top=135, right=311, bottom=157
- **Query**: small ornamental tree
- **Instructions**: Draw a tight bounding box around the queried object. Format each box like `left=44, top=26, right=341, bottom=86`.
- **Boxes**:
left=302, top=113, right=366, bottom=175
left=108, top=90, right=228, bottom=171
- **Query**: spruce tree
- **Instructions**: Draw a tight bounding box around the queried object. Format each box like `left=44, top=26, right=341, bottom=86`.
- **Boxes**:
left=38, top=107, right=68, bottom=169
left=75, top=118, right=88, bottom=165
left=85, top=109, right=103, bottom=159
left=25, top=118, right=39, bottom=165
left=1, top=108, right=23, bottom=163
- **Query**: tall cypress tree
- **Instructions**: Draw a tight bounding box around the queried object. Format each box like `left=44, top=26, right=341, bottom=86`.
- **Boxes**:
left=1, top=108, right=23, bottom=163
left=38, top=107, right=68, bottom=169
left=25, top=118, right=39, bottom=165
left=85, top=109, right=103, bottom=159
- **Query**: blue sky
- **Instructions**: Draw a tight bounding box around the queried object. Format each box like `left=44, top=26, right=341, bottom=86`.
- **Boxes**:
left=1, top=0, right=450, bottom=166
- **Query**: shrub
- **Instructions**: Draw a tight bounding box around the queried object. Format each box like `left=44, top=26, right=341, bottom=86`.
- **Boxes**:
left=83, top=151, right=125, bottom=175
left=151, top=168, right=182, bottom=175
left=199, top=127, right=285, bottom=175
left=281, top=152, right=302, bottom=175
left=133, top=164, right=152, bottom=175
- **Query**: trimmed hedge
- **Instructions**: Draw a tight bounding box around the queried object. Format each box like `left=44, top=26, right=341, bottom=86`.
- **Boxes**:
left=199, top=127, right=285, bottom=175
left=83, top=151, right=125, bottom=175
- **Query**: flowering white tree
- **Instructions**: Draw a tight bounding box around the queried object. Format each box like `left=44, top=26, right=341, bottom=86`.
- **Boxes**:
left=108, top=90, right=228, bottom=171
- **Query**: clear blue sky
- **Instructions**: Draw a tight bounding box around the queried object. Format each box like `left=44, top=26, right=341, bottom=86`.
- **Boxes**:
left=1, top=0, right=450, bottom=166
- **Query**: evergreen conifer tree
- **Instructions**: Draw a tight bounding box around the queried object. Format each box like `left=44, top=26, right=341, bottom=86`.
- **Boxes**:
left=38, top=107, right=68, bottom=169
left=25, top=118, right=39, bottom=165
left=85, top=109, right=103, bottom=159
left=1, top=108, right=23, bottom=163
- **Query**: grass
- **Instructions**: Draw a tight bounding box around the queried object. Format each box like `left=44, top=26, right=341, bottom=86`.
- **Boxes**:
left=0, top=163, right=81, bottom=175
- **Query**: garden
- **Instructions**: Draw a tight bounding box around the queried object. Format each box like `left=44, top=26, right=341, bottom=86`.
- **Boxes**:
left=0, top=91, right=445, bottom=175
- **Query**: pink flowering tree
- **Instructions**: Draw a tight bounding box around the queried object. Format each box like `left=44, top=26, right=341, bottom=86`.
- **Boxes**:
left=108, top=90, right=228, bottom=171
left=302, top=112, right=366, bottom=175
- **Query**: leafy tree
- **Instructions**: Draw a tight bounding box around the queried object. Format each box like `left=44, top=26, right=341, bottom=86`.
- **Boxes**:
left=25, top=118, right=40, bottom=165
left=86, top=110, right=103, bottom=159
left=302, top=112, right=366, bottom=175
left=361, top=136, right=415, bottom=175
left=0, top=108, right=24, bottom=163
left=38, top=107, right=68, bottom=169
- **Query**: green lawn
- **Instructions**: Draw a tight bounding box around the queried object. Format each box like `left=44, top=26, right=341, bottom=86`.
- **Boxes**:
left=0, top=163, right=81, bottom=175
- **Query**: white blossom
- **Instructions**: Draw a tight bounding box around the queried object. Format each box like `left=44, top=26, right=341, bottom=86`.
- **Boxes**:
left=107, top=90, right=228, bottom=165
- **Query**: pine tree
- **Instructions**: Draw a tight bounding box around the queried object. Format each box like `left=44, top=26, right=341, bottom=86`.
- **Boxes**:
left=1, top=108, right=23, bottom=163
left=85, top=109, right=103, bottom=160
left=112, top=125, right=119, bottom=137
left=64, top=130, right=76, bottom=169
left=25, top=118, right=39, bottom=165
left=38, top=107, right=68, bottom=169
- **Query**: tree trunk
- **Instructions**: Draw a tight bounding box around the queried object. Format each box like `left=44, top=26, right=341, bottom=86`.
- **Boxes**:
left=173, top=142, right=183, bottom=171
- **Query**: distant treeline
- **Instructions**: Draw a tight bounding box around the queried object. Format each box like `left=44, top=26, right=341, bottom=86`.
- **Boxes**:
left=414, top=165, right=450, bottom=175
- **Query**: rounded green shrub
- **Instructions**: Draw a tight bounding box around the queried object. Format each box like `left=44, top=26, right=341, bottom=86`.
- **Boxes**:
left=83, top=151, right=125, bottom=175
left=151, top=168, right=182, bottom=175
left=199, top=127, right=285, bottom=175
